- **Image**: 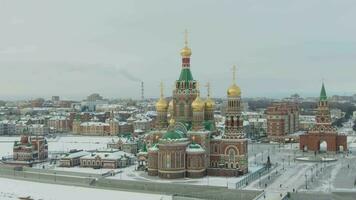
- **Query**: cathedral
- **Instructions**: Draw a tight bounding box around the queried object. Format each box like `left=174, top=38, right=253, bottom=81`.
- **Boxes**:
left=145, top=32, right=248, bottom=179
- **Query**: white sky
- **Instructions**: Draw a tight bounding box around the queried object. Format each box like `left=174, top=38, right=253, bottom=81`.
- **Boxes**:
left=0, top=0, right=355, bottom=100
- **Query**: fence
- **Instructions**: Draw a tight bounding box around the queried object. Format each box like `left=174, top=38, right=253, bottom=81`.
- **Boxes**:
left=235, top=164, right=275, bottom=189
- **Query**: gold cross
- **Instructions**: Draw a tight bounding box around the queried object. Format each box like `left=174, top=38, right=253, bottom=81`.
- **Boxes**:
left=206, top=82, right=211, bottom=98
left=184, top=29, right=188, bottom=47
left=196, top=81, right=200, bottom=96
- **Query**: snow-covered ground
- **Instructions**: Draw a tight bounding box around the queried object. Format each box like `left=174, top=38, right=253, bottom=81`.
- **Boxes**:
left=0, top=177, right=171, bottom=200
left=107, top=164, right=263, bottom=189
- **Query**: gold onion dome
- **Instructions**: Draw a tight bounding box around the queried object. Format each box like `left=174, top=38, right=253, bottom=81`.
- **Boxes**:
left=156, top=98, right=168, bottom=112
left=227, top=84, right=241, bottom=97
left=205, top=98, right=215, bottom=110
left=192, top=96, right=205, bottom=112
left=192, top=83, right=205, bottom=112
left=180, top=46, right=192, bottom=57
left=180, top=29, right=192, bottom=57
left=227, top=65, right=241, bottom=97
left=205, top=82, right=215, bottom=110
left=156, top=82, right=168, bottom=112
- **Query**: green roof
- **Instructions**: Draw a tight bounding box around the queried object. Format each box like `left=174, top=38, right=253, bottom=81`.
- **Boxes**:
left=141, top=143, right=147, bottom=152
left=163, top=130, right=183, bottom=140
left=178, top=68, right=194, bottom=82
left=320, top=83, right=327, bottom=101
left=203, top=121, right=214, bottom=131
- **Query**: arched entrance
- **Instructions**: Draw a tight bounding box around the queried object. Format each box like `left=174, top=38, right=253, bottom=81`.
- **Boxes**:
left=319, top=140, right=327, bottom=152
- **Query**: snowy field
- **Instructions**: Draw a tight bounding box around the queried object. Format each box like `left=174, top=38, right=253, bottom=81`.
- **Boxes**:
left=0, top=177, right=171, bottom=200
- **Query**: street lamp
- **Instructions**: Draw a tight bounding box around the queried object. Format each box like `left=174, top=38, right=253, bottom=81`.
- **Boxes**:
left=305, top=173, right=308, bottom=189
left=282, top=158, right=285, bottom=170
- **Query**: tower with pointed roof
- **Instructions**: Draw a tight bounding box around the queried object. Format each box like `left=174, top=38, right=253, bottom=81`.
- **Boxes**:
left=299, top=83, right=347, bottom=152
left=173, top=30, right=198, bottom=124
left=224, top=65, right=244, bottom=139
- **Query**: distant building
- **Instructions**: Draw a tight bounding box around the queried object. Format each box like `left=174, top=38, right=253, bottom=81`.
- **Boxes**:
left=52, top=96, right=60, bottom=102
left=79, top=151, right=134, bottom=169
left=0, top=120, right=16, bottom=135
left=59, top=151, right=90, bottom=167
left=107, top=138, right=138, bottom=154
left=299, top=115, right=316, bottom=131
left=78, top=122, right=110, bottom=136
left=13, top=135, right=48, bottom=161
left=31, top=98, right=45, bottom=107
left=48, top=116, right=71, bottom=133
left=266, top=102, right=299, bottom=140
left=27, top=124, right=50, bottom=135
left=246, top=118, right=267, bottom=139
left=300, top=83, right=347, bottom=152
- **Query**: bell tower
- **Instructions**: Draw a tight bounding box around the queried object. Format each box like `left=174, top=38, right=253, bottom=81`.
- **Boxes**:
left=224, top=65, right=244, bottom=139
left=173, top=30, right=198, bottom=124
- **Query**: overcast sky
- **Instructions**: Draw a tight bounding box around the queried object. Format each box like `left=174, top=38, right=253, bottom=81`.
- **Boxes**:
left=0, top=0, right=355, bottom=100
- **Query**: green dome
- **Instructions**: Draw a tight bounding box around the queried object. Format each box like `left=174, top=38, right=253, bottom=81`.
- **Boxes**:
left=163, top=130, right=183, bottom=140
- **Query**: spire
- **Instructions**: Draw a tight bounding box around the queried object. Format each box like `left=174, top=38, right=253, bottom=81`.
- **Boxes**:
left=206, top=82, right=211, bottom=98
left=196, top=82, right=200, bottom=96
left=184, top=29, right=188, bottom=47
left=160, top=81, right=164, bottom=99
left=180, top=29, right=192, bottom=57
left=320, top=82, right=327, bottom=101
left=232, top=65, right=237, bottom=84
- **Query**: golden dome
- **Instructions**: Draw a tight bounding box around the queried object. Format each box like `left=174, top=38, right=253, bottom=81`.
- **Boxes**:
left=227, top=83, right=241, bottom=97
left=205, top=98, right=215, bottom=110
left=156, top=98, right=168, bottom=112
left=180, top=46, right=192, bottom=57
left=192, top=96, right=205, bottom=112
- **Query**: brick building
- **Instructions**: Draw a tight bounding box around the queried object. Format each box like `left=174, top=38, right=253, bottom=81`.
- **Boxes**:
left=13, top=135, right=48, bottom=161
left=266, top=102, right=299, bottom=140
left=299, top=83, right=347, bottom=152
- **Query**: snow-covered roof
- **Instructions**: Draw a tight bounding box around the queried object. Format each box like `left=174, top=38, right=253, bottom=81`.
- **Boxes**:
left=81, top=151, right=132, bottom=160
left=186, top=143, right=205, bottom=153
left=62, top=151, right=89, bottom=159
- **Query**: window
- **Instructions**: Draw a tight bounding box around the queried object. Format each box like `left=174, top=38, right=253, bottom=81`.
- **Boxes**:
left=228, top=148, right=235, bottom=162
left=166, top=154, right=171, bottom=168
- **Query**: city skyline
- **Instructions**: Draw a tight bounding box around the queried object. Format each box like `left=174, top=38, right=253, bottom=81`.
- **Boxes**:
left=1, top=0, right=356, bottom=100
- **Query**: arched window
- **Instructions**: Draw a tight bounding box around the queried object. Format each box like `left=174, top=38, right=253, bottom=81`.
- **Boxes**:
left=228, top=148, right=236, bottom=162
